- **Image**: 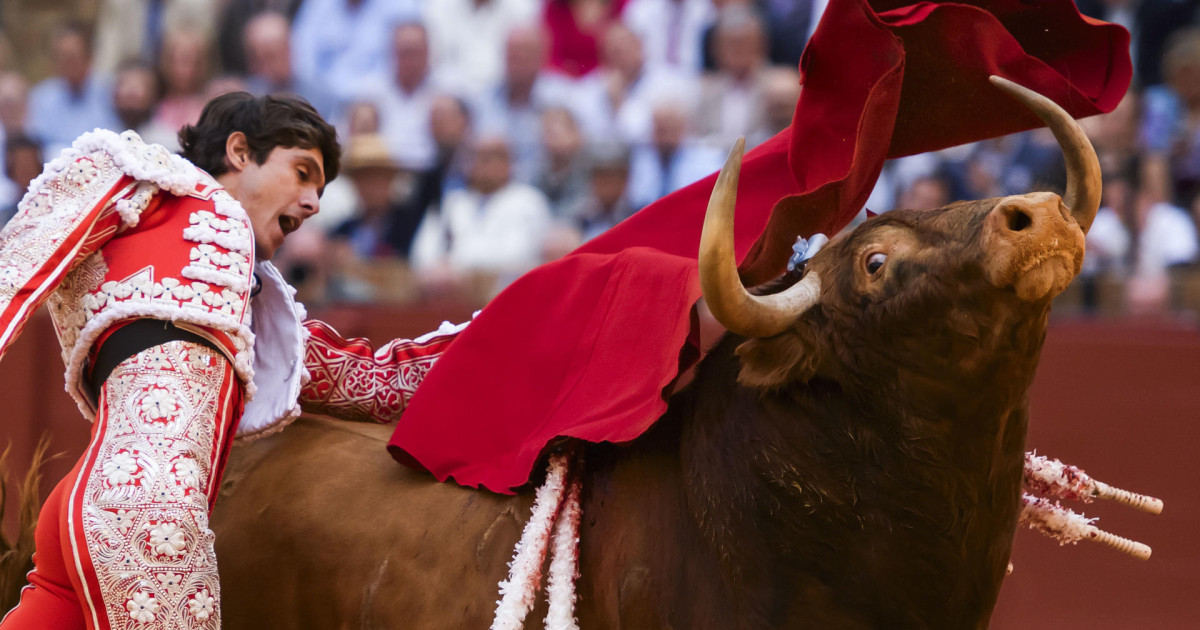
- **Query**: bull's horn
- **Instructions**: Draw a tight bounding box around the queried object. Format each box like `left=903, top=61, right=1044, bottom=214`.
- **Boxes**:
left=989, top=75, right=1102, bottom=233
left=700, top=138, right=822, bottom=338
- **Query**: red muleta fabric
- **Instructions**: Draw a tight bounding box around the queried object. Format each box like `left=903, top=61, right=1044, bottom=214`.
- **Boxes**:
left=390, top=0, right=1132, bottom=494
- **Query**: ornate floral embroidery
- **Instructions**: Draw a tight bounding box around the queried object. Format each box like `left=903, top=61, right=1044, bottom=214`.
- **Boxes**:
left=181, top=203, right=254, bottom=292
left=299, top=320, right=461, bottom=423
left=46, top=251, right=108, bottom=362
left=126, top=590, right=159, bottom=623
left=0, top=149, right=125, bottom=307
left=66, top=159, right=99, bottom=187
left=188, top=588, right=216, bottom=621
left=75, top=341, right=230, bottom=630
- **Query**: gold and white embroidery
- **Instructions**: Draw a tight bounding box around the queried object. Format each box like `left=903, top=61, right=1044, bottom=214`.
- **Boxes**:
left=76, top=341, right=230, bottom=630
left=0, top=128, right=199, bottom=312
left=46, top=251, right=109, bottom=363
left=0, top=152, right=125, bottom=308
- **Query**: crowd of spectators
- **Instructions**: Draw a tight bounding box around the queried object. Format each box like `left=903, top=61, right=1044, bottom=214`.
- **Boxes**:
left=0, top=0, right=1198, bottom=317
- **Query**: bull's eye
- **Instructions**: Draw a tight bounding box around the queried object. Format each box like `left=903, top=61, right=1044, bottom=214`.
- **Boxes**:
left=866, top=252, right=887, bottom=275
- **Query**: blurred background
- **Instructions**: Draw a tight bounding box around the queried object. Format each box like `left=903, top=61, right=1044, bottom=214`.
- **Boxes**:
left=0, top=0, right=1196, bottom=627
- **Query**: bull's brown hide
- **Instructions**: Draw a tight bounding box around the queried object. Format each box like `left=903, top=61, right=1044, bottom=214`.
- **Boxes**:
left=213, top=417, right=533, bottom=629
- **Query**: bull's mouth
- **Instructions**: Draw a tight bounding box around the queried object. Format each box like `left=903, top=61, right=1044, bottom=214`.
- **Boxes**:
left=1009, top=241, right=1084, bottom=302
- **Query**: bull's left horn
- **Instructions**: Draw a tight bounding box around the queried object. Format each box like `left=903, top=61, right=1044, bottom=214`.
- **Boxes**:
left=700, top=138, right=822, bottom=338
left=989, top=75, right=1102, bottom=233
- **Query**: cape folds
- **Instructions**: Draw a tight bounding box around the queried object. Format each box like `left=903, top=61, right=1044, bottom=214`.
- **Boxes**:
left=390, top=0, right=1132, bottom=493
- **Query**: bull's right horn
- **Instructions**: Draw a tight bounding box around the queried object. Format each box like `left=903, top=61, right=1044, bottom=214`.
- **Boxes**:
left=989, top=76, right=1103, bottom=233
left=699, top=138, right=822, bottom=339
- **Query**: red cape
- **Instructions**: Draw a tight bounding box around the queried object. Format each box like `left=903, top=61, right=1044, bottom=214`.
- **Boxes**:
left=390, top=0, right=1131, bottom=493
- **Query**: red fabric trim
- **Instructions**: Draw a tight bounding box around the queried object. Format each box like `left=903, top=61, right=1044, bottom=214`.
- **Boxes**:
left=391, top=0, right=1132, bottom=493
left=66, top=389, right=113, bottom=630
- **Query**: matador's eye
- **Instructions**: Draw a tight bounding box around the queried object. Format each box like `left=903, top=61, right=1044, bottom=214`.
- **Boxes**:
left=866, top=252, right=887, bottom=274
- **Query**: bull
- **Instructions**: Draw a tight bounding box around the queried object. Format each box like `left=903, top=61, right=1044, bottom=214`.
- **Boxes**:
left=210, top=76, right=1101, bottom=628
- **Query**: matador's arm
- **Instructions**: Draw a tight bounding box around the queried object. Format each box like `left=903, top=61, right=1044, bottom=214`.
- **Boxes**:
left=298, top=318, right=467, bottom=423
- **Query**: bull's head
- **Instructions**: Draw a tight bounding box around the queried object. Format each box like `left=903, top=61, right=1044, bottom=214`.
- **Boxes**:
left=700, top=77, right=1101, bottom=392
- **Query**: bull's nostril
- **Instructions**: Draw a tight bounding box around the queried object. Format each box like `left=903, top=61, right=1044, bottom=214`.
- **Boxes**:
left=1007, top=209, right=1033, bottom=232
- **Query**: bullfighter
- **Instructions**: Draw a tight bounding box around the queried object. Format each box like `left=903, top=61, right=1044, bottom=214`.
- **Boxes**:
left=0, top=93, right=460, bottom=629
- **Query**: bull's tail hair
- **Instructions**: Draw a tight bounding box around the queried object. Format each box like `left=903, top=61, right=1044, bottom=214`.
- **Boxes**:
left=0, top=434, right=62, bottom=614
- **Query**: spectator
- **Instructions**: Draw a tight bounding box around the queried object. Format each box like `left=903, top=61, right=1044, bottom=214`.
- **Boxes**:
left=751, top=65, right=800, bottom=144
left=1133, top=197, right=1200, bottom=278
left=698, top=0, right=750, bottom=72
left=344, top=101, right=382, bottom=135
left=1076, top=0, right=1200, bottom=88
left=0, top=29, right=14, bottom=72
left=410, top=133, right=553, bottom=286
left=356, top=22, right=439, bottom=170
left=1158, top=28, right=1200, bottom=212
left=153, top=27, right=213, bottom=134
left=543, top=0, right=628, bottom=79
left=0, top=135, right=41, bottom=225
left=92, top=0, right=220, bottom=75
left=573, top=22, right=695, bottom=145
left=425, top=0, right=541, bottom=95
left=475, top=25, right=571, bottom=184
left=565, top=142, right=636, bottom=240
left=310, top=100, right=383, bottom=233
left=397, top=93, right=474, bottom=233
left=350, top=93, right=474, bottom=262
left=1084, top=168, right=1135, bottom=279
left=896, top=172, right=953, bottom=211
left=28, top=21, right=120, bottom=156
left=330, top=133, right=414, bottom=259
left=0, top=70, right=29, bottom=207
left=694, top=5, right=771, bottom=146
left=242, top=10, right=337, bottom=119
left=217, top=0, right=303, bottom=75
left=1089, top=160, right=1200, bottom=314
left=291, top=0, right=422, bottom=101
left=759, top=0, right=821, bottom=68
left=627, top=99, right=723, bottom=209
left=536, top=106, right=591, bottom=215
left=112, top=61, right=177, bottom=147
left=1083, top=90, right=1143, bottom=181
left=622, top=0, right=714, bottom=76
left=0, top=72, right=27, bottom=132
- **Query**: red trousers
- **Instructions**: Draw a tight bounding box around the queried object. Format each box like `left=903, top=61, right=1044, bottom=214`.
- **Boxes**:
left=1, top=341, right=241, bottom=629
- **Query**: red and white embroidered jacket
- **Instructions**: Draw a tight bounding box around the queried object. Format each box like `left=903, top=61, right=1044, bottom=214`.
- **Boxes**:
left=0, top=129, right=461, bottom=439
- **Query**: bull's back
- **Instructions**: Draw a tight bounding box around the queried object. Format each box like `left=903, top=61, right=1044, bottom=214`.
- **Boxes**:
left=213, top=416, right=534, bottom=629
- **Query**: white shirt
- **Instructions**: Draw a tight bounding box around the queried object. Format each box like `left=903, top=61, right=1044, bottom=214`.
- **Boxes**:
left=1136, top=202, right=1199, bottom=276
left=425, top=0, right=541, bottom=96
left=621, top=0, right=714, bottom=77
left=1082, top=207, right=1131, bottom=276
left=411, top=181, right=552, bottom=274
left=572, top=69, right=697, bottom=145
left=291, top=0, right=422, bottom=101
left=356, top=76, right=438, bottom=170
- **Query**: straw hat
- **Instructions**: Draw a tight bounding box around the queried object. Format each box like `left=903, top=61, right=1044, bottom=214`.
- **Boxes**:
left=343, top=133, right=397, bottom=171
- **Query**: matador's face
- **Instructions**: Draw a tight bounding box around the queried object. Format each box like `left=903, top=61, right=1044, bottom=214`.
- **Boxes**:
left=221, top=137, right=326, bottom=260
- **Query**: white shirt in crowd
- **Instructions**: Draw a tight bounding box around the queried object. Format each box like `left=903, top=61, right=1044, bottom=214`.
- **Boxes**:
left=291, top=0, right=422, bottom=101
left=621, top=0, right=714, bottom=77
left=425, top=0, right=541, bottom=96
left=1085, top=203, right=1199, bottom=278
left=410, top=181, right=552, bottom=274
left=355, top=75, right=439, bottom=170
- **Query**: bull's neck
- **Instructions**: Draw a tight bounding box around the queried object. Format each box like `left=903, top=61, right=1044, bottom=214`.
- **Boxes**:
left=664, top=332, right=1034, bottom=627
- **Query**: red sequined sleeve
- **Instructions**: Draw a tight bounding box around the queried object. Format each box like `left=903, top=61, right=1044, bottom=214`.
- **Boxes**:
left=298, top=319, right=464, bottom=423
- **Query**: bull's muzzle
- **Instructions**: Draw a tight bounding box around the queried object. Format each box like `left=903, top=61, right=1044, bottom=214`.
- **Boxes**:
left=984, top=191, right=1086, bottom=301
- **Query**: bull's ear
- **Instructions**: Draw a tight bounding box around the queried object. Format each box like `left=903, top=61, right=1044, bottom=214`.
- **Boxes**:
left=734, top=326, right=824, bottom=389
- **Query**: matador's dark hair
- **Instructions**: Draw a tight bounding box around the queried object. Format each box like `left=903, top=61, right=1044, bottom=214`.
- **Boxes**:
left=178, top=92, right=341, bottom=183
